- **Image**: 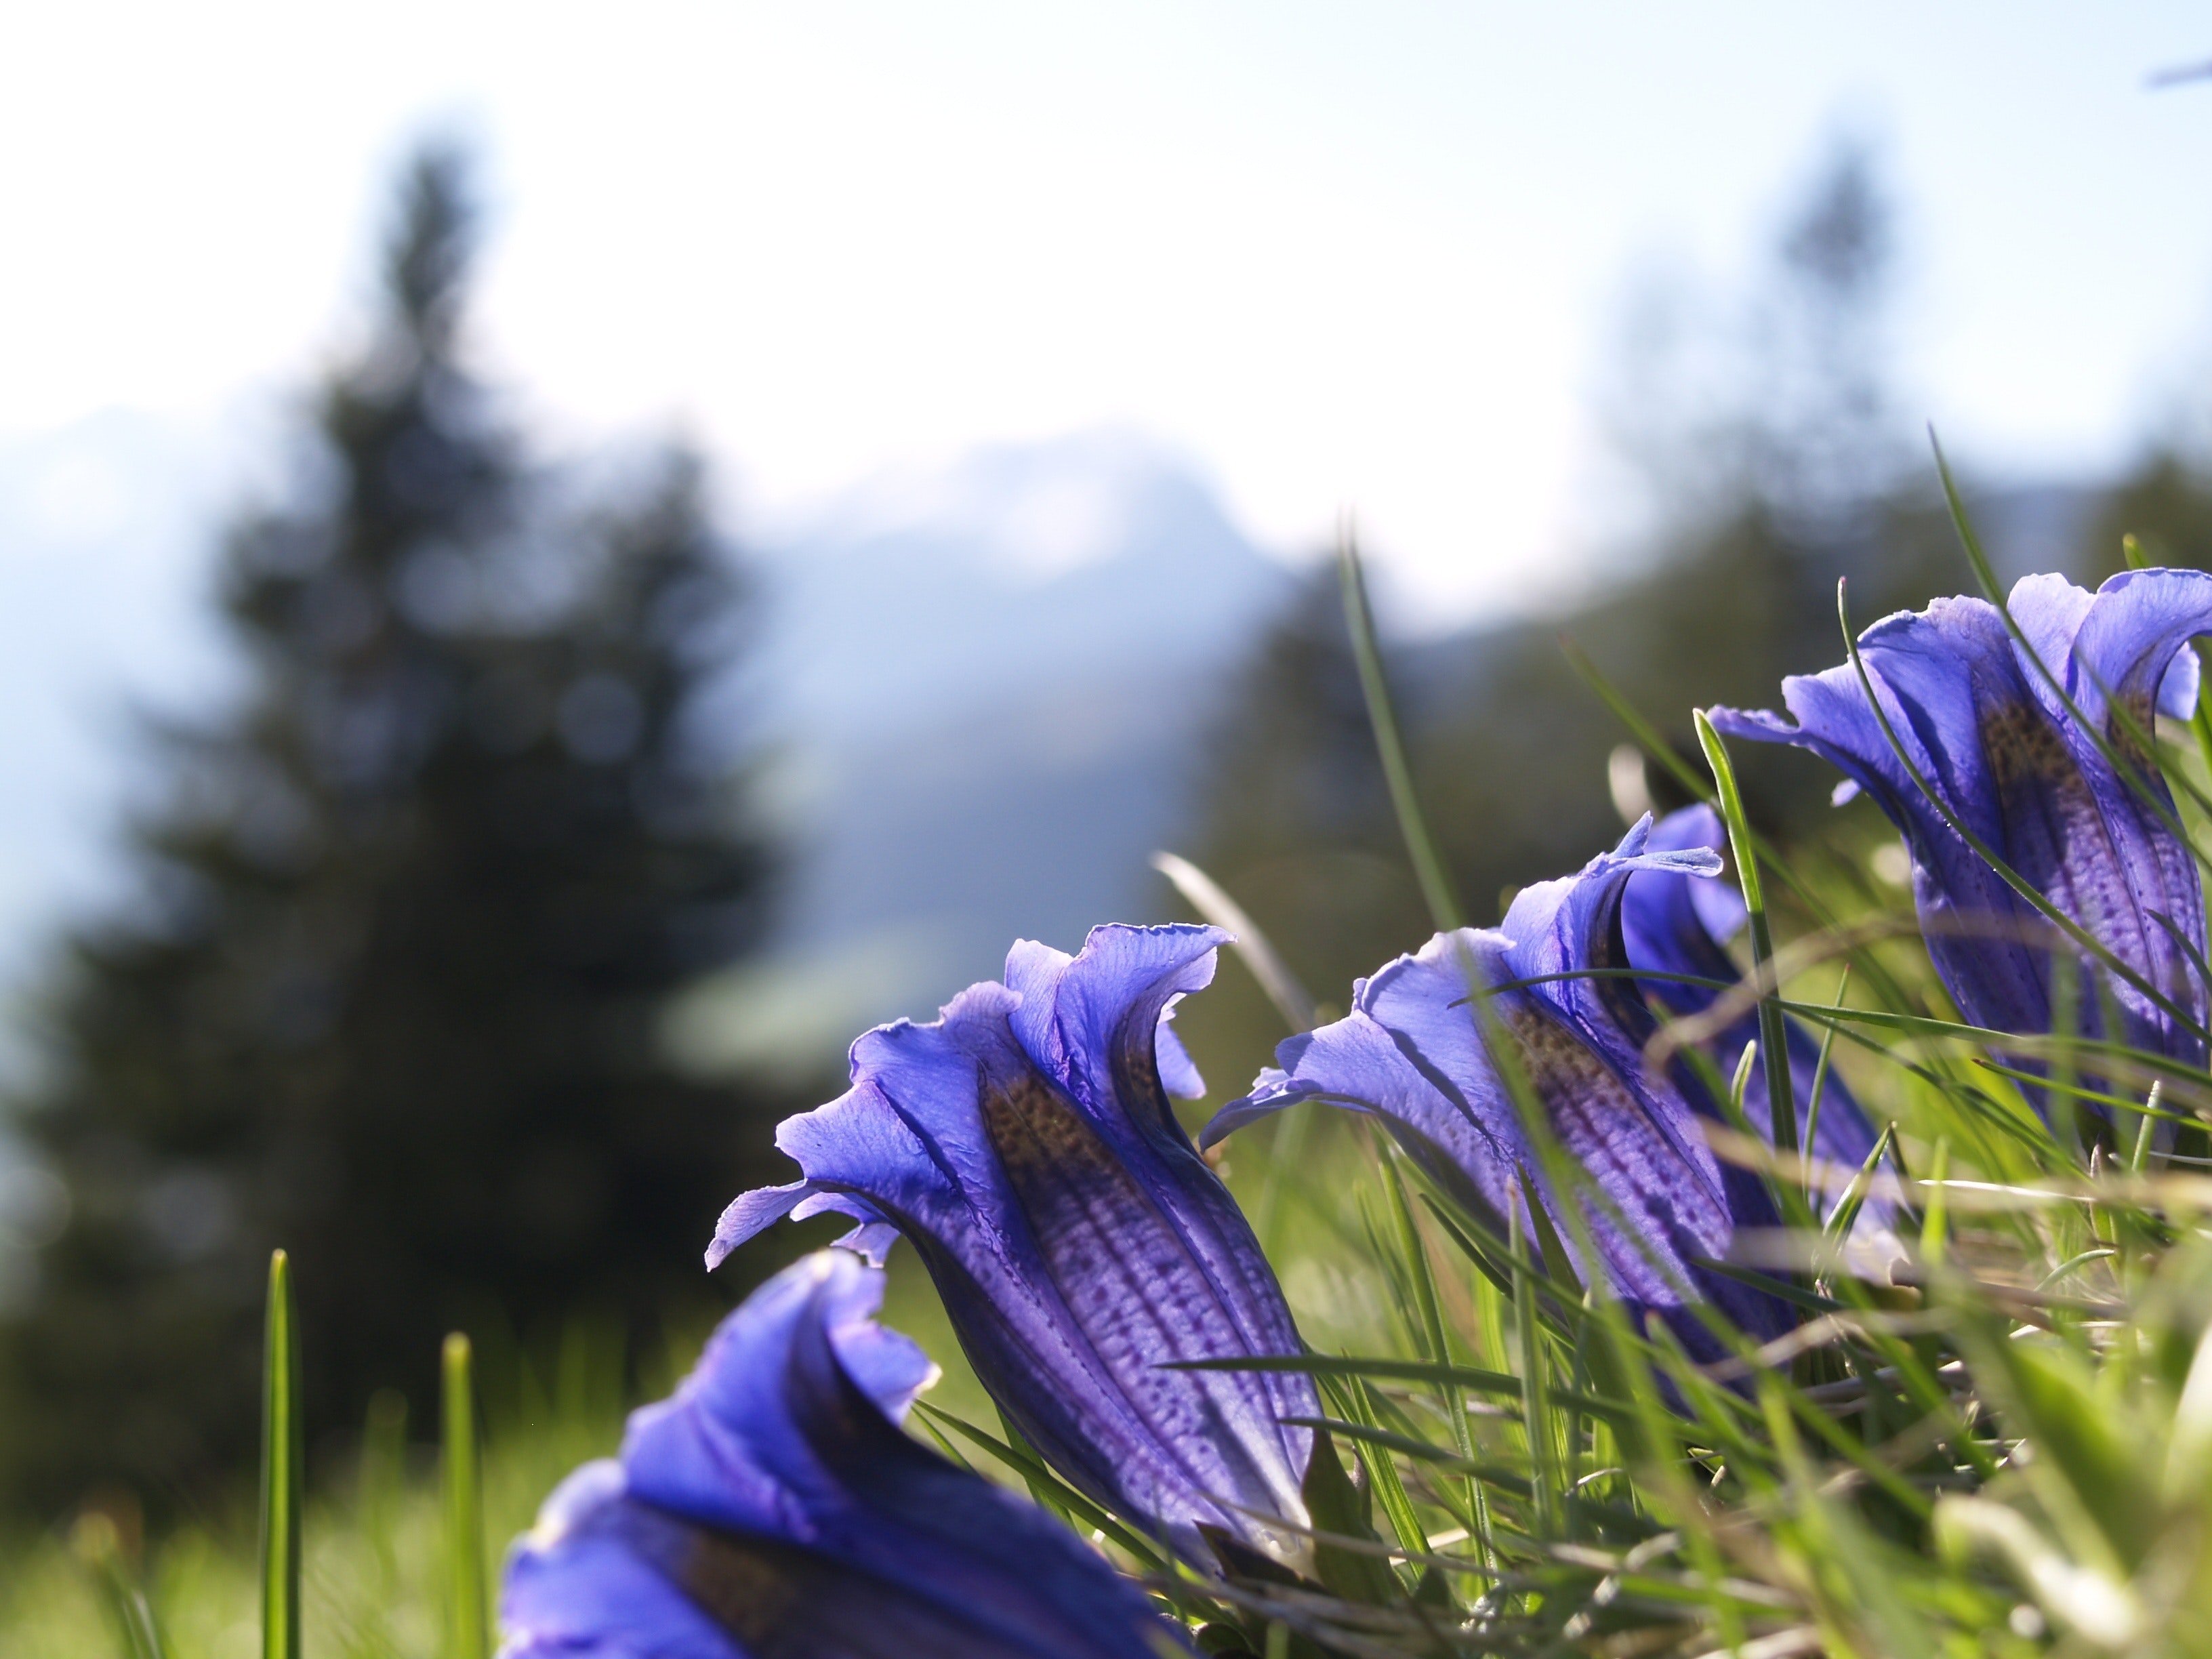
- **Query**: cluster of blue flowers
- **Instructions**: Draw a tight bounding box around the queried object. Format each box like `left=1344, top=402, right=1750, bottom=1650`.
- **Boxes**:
left=497, top=569, right=2212, bottom=1658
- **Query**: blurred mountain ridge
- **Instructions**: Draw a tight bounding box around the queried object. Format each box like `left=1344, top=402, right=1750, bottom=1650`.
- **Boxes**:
left=0, top=417, right=1297, bottom=1092
left=750, top=428, right=1284, bottom=741
left=676, top=429, right=1296, bottom=1078
left=0, top=412, right=2121, bottom=1099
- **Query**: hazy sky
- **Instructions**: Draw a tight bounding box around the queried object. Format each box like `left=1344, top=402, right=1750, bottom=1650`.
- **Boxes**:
left=8, top=2, right=2212, bottom=617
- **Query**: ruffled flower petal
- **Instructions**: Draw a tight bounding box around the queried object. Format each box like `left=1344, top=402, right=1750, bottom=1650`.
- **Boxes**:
left=499, top=1251, right=1184, bottom=1659
left=710, top=926, right=1315, bottom=1570
left=1622, top=806, right=1883, bottom=1203
left=1711, top=570, right=2212, bottom=1079
left=1212, top=821, right=1792, bottom=1361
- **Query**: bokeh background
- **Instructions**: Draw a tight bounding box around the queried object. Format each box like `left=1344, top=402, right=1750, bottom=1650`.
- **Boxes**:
left=5, top=1, right=2212, bottom=1530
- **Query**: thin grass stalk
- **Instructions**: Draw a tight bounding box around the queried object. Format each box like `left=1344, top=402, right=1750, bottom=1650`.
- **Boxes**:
left=357, top=1388, right=408, bottom=1659
left=71, top=1515, right=171, bottom=1659
left=442, top=1333, right=489, bottom=1659
left=1561, top=632, right=1922, bottom=1017
left=1801, top=967, right=1850, bottom=1215
left=1507, top=1204, right=1559, bottom=1544
left=1696, top=710, right=1799, bottom=1162
left=260, top=1249, right=304, bottom=1659
left=1338, top=527, right=1462, bottom=932
left=1151, top=851, right=1317, bottom=1035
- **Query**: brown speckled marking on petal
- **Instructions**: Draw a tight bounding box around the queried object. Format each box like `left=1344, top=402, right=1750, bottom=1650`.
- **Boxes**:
left=1501, top=1006, right=1730, bottom=1305
left=977, top=1071, right=1307, bottom=1557
left=670, top=1521, right=805, bottom=1648
left=2105, top=689, right=2162, bottom=773
left=659, top=1508, right=1045, bottom=1657
left=1978, top=698, right=2150, bottom=979
left=1981, top=697, right=2079, bottom=794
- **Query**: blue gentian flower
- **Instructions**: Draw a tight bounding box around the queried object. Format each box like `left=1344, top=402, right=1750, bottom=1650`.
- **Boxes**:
left=1710, top=570, right=2212, bottom=1072
left=1206, top=820, right=1793, bottom=1359
left=1622, top=804, right=1882, bottom=1185
left=499, top=1249, right=1186, bottom=1659
left=708, top=925, right=1317, bottom=1572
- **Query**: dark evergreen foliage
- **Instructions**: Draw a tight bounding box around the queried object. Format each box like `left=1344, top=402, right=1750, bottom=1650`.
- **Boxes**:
left=1184, top=563, right=1427, bottom=1023
left=2083, top=452, right=2212, bottom=585
left=0, top=145, right=789, bottom=1512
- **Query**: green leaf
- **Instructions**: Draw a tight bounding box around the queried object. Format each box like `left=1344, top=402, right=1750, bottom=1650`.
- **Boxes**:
left=1514, top=1168, right=1584, bottom=1305
left=443, top=1332, right=490, bottom=1659
left=1992, top=1335, right=2160, bottom=1568
left=260, top=1249, right=303, bottom=1659
left=1319, top=1370, right=1427, bottom=1565
left=1298, top=1427, right=1401, bottom=1607
left=1821, top=1120, right=1898, bottom=1258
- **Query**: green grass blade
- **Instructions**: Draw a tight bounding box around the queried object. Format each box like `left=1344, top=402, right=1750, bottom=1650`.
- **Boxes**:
left=1414, top=1193, right=1515, bottom=1300
left=1319, top=1372, right=1429, bottom=1566
left=996, top=1404, right=1076, bottom=1527
left=1560, top=631, right=1921, bottom=1015
left=260, top=1249, right=303, bottom=1659
left=909, top=1402, right=1172, bottom=1572
left=1513, top=1168, right=1586, bottom=1305
left=359, top=1387, right=409, bottom=1659
left=1509, top=1205, right=1559, bottom=1540
left=1376, top=1154, right=1465, bottom=1421
left=1801, top=966, right=1850, bottom=1210
left=1151, top=851, right=1317, bottom=1035
left=1695, top=709, right=1799, bottom=1162
left=71, top=1514, right=171, bottom=1659
left=443, top=1332, right=490, bottom=1659
left=1167, top=1352, right=1641, bottom=1425
left=1339, top=528, right=1462, bottom=930
left=1821, top=1121, right=1898, bottom=1257
left=1374, top=1153, right=1490, bottom=1548
left=1920, top=1138, right=1952, bottom=1265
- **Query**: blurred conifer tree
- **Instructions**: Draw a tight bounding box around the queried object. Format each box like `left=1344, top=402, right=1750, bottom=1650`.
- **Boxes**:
left=2080, top=454, right=2212, bottom=586
left=1183, top=563, right=1425, bottom=1024
left=0, top=144, right=789, bottom=1512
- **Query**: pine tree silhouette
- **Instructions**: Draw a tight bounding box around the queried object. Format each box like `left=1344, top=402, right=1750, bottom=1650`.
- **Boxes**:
left=1, top=143, right=790, bottom=1511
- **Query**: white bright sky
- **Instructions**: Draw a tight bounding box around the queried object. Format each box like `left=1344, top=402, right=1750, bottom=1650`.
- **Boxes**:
left=7, top=2, right=2212, bottom=620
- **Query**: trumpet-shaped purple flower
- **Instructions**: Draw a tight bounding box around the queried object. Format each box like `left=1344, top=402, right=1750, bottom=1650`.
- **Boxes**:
left=1206, top=820, right=1792, bottom=1358
left=1710, top=570, right=2212, bottom=1071
left=1622, top=804, right=1881, bottom=1182
left=500, top=1250, right=1184, bottom=1659
left=707, top=925, right=1316, bottom=1571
